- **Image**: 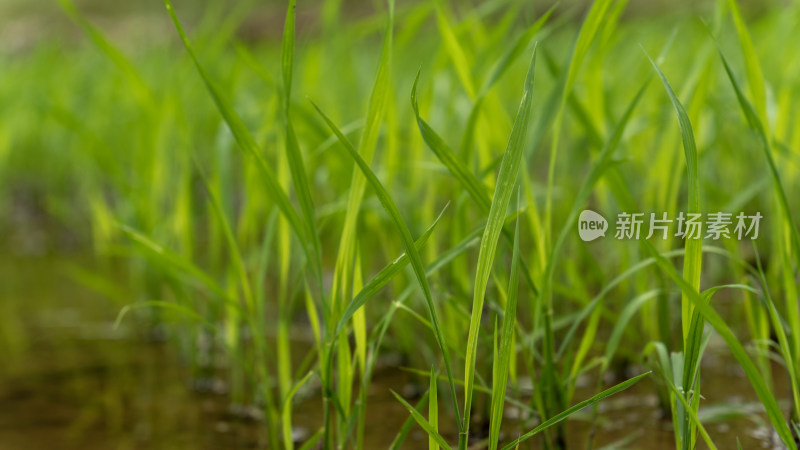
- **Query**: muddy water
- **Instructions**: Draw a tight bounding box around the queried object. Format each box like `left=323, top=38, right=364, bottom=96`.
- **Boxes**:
left=0, top=255, right=792, bottom=449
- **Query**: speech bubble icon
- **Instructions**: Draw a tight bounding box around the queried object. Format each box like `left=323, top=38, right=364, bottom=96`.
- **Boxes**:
left=578, top=209, right=608, bottom=242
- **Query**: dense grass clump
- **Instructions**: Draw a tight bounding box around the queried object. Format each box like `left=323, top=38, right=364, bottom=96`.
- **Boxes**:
left=2, top=0, right=800, bottom=448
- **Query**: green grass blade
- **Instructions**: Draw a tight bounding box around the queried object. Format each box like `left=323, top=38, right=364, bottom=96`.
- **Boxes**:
left=281, top=0, right=296, bottom=101
left=113, top=300, right=218, bottom=333
left=117, top=224, right=237, bottom=309
left=489, top=206, right=521, bottom=450
left=478, top=6, right=554, bottom=98
left=388, top=392, right=430, bottom=450
left=601, top=290, right=661, bottom=374
left=194, top=161, right=255, bottom=312
left=664, top=374, right=718, bottom=450
left=544, top=0, right=616, bottom=247
left=411, top=70, right=540, bottom=297
left=726, top=0, right=767, bottom=121
left=391, top=390, right=451, bottom=449
left=435, top=6, right=476, bottom=99
left=646, top=51, right=702, bottom=342
left=281, top=0, right=322, bottom=282
left=717, top=48, right=800, bottom=261
left=429, top=367, right=439, bottom=450
left=334, top=204, right=448, bottom=337
left=752, top=245, right=800, bottom=424
left=463, top=48, right=537, bottom=437
left=282, top=371, right=314, bottom=450
left=501, top=372, right=651, bottom=450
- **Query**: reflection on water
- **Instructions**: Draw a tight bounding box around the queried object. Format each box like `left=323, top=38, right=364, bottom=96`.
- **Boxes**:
left=0, top=255, right=791, bottom=449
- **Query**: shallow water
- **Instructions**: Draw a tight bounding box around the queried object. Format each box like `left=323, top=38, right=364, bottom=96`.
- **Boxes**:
left=0, top=255, right=792, bottom=449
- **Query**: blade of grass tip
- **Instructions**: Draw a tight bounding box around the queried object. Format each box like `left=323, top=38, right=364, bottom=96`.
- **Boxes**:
left=391, top=390, right=451, bottom=449
left=489, top=199, right=521, bottom=450
left=311, top=101, right=463, bottom=431
left=281, top=0, right=322, bottom=280
left=281, top=0, right=296, bottom=103
left=334, top=203, right=448, bottom=338
left=162, top=0, right=319, bottom=288
left=411, top=71, right=489, bottom=210
left=282, top=371, right=314, bottom=450
left=645, top=50, right=702, bottom=343
left=640, top=238, right=797, bottom=449
left=478, top=6, right=555, bottom=99
left=411, top=70, right=540, bottom=297
left=463, top=48, right=537, bottom=443
left=501, top=372, right=651, bottom=450
left=429, top=367, right=439, bottom=450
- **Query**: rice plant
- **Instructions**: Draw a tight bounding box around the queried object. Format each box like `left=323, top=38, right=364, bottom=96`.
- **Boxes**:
left=2, top=0, right=800, bottom=448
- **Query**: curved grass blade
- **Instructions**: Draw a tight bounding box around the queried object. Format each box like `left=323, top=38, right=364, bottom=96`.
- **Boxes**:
left=646, top=51, right=702, bottom=341
left=388, top=392, right=430, bottom=450
left=716, top=48, right=800, bottom=262
left=411, top=70, right=540, bottom=297
left=501, top=372, right=651, bottom=450
left=463, top=48, right=537, bottom=439
left=114, top=300, right=218, bottom=333
left=334, top=204, right=448, bottom=337
left=391, top=390, right=450, bottom=449
left=435, top=5, right=476, bottom=99
left=116, top=223, right=236, bottom=308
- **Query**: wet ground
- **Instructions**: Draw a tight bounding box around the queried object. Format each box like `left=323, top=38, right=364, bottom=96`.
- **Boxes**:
left=0, top=254, right=792, bottom=449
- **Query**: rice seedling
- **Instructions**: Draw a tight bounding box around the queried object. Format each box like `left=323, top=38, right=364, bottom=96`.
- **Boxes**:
left=2, top=0, right=800, bottom=448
